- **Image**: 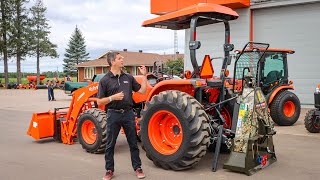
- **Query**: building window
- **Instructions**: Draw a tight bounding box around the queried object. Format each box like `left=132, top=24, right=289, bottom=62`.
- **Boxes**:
left=84, top=67, right=95, bottom=79
left=132, top=66, right=136, bottom=75
left=103, top=67, right=109, bottom=73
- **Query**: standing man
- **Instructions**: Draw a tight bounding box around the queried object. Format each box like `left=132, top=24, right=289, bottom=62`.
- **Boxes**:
left=97, top=51, right=147, bottom=180
left=47, top=79, right=56, bottom=101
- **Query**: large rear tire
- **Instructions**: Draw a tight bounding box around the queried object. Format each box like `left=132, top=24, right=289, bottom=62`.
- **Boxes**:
left=304, top=109, right=320, bottom=133
left=77, top=108, right=107, bottom=153
left=140, top=90, right=210, bottom=170
left=270, top=91, right=300, bottom=126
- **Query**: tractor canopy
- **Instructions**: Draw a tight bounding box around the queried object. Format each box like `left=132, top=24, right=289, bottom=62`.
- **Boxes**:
left=142, top=3, right=239, bottom=30
left=236, top=48, right=295, bottom=54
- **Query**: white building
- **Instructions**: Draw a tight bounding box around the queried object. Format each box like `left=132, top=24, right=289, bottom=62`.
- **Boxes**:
left=183, top=0, right=320, bottom=105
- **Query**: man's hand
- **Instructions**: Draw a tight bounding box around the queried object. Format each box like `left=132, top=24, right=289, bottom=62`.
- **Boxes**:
left=138, top=65, right=147, bottom=76
left=137, top=66, right=147, bottom=94
left=111, top=91, right=124, bottom=101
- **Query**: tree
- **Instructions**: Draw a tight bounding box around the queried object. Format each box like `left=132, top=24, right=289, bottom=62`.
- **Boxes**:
left=29, top=0, right=58, bottom=85
left=0, top=0, right=14, bottom=87
left=165, top=57, right=184, bottom=76
left=63, top=26, right=90, bottom=78
left=9, top=0, right=31, bottom=84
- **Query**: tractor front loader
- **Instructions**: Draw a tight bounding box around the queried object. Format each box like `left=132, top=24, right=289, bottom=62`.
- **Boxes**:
left=27, top=73, right=156, bottom=153
left=27, top=82, right=107, bottom=153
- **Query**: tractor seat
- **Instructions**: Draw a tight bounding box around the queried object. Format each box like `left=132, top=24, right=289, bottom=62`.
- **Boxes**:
left=147, top=74, right=158, bottom=86
left=265, top=71, right=280, bottom=84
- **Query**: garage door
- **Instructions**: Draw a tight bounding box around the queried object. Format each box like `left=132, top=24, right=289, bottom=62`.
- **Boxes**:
left=253, top=2, right=320, bottom=105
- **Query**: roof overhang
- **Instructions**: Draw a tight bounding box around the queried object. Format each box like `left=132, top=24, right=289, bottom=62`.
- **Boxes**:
left=238, top=48, right=295, bottom=54
left=251, top=0, right=320, bottom=10
left=142, top=3, right=239, bottom=30
left=151, top=0, right=250, bottom=15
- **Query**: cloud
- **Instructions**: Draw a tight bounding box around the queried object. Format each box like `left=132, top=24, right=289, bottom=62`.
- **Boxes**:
left=0, top=0, right=185, bottom=72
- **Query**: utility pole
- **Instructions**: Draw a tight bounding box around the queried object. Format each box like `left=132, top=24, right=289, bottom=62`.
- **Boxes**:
left=56, top=66, right=59, bottom=78
left=174, top=30, right=178, bottom=60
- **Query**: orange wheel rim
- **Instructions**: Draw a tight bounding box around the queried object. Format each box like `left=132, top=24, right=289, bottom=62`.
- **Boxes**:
left=208, top=107, right=231, bottom=129
left=148, top=110, right=183, bottom=155
left=81, top=120, right=97, bottom=144
left=283, top=101, right=295, bottom=117
left=221, top=107, right=232, bottom=129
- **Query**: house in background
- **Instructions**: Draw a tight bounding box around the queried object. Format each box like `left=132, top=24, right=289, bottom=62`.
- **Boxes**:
left=76, top=49, right=183, bottom=82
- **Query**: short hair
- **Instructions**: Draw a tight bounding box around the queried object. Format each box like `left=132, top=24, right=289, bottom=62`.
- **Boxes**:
left=106, top=51, right=120, bottom=66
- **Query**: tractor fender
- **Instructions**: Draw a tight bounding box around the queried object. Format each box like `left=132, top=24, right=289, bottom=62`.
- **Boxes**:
left=268, top=85, right=294, bottom=104
left=145, top=79, right=195, bottom=101
left=132, top=75, right=154, bottom=103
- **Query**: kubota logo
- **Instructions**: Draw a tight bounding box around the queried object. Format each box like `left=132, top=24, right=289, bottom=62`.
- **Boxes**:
left=89, top=85, right=98, bottom=92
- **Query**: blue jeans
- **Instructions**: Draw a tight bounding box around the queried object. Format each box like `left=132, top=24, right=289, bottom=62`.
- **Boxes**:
left=105, top=109, right=141, bottom=172
left=47, top=87, right=54, bottom=100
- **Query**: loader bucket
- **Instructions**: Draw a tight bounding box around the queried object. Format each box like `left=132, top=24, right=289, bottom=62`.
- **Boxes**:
left=27, top=111, right=54, bottom=140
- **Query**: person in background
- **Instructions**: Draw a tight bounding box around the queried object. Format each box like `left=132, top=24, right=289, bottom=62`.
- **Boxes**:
left=47, top=80, right=56, bottom=101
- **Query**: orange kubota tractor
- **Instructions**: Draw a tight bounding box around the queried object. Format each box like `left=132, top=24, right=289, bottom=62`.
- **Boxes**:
left=27, top=2, right=239, bottom=166
left=27, top=2, right=280, bottom=172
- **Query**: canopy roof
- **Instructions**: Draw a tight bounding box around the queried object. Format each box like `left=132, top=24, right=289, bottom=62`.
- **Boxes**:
left=142, top=3, right=239, bottom=30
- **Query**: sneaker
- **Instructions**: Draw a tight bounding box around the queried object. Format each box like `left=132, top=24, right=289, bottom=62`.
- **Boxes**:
left=135, top=168, right=146, bottom=179
left=103, top=170, right=113, bottom=180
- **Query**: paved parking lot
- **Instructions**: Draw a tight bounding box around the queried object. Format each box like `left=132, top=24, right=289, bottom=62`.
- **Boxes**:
left=0, top=89, right=319, bottom=180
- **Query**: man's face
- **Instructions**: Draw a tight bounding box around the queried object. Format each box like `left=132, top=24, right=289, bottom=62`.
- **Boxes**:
left=111, top=54, right=124, bottom=68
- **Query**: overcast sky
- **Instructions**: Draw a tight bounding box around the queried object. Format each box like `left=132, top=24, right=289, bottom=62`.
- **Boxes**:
left=0, top=0, right=185, bottom=73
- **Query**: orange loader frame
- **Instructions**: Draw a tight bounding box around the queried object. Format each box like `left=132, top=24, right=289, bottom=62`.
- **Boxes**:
left=27, top=82, right=101, bottom=144
left=27, top=74, right=179, bottom=145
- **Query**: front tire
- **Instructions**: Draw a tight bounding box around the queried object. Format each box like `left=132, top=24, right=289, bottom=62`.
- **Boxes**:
left=304, top=109, right=320, bottom=133
left=140, top=90, right=210, bottom=170
left=77, top=108, right=107, bottom=153
left=270, top=91, right=300, bottom=126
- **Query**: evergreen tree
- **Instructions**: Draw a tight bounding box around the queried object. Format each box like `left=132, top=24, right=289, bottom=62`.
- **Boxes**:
left=9, top=0, right=31, bottom=84
left=29, top=0, right=58, bottom=85
left=0, top=0, right=14, bottom=87
left=63, top=26, right=90, bottom=77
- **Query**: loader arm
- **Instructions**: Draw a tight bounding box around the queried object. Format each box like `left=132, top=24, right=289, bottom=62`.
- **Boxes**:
left=61, top=82, right=100, bottom=144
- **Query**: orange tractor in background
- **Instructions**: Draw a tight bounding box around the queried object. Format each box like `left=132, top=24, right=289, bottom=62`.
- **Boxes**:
left=304, top=84, right=320, bottom=133
left=229, top=49, right=300, bottom=126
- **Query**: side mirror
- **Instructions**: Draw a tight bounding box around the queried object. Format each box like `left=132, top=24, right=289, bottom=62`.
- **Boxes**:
left=189, top=41, right=201, bottom=50
left=224, top=44, right=234, bottom=52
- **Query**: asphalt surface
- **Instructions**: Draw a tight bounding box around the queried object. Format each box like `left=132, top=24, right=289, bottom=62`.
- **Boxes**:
left=0, top=89, right=320, bottom=180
